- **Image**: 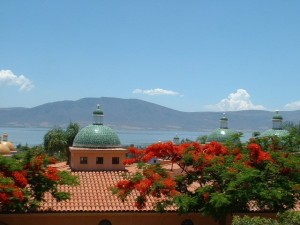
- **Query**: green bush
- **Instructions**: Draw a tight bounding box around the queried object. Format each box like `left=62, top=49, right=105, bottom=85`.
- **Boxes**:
left=278, top=211, right=300, bottom=225
left=232, top=215, right=279, bottom=225
left=232, top=212, right=300, bottom=225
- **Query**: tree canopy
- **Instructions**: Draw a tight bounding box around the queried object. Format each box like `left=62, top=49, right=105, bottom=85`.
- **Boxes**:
left=0, top=149, right=79, bottom=212
left=112, top=138, right=300, bottom=224
left=43, top=122, right=80, bottom=160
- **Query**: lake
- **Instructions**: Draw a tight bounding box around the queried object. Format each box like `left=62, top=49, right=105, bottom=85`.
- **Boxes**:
left=1, top=127, right=253, bottom=147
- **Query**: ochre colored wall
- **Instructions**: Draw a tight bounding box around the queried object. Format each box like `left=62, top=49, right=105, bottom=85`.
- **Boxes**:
left=0, top=212, right=220, bottom=225
left=70, top=147, right=127, bottom=171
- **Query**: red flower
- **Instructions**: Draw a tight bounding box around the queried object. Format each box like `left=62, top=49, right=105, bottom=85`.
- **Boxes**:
left=280, top=167, right=291, bottom=175
left=163, top=178, right=175, bottom=190
left=232, top=148, right=240, bottom=155
left=0, top=192, right=9, bottom=203
left=248, top=143, right=272, bottom=164
left=13, top=189, right=24, bottom=201
left=142, top=152, right=155, bottom=162
left=117, top=189, right=126, bottom=199
left=151, top=173, right=162, bottom=182
left=145, top=141, right=176, bottom=159
left=204, top=154, right=215, bottom=166
left=123, top=158, right=138, bottom=165
left=170, top=189, right=181, bottom=197
left=203, top=192, right=210, bottom=203
left=143, top=170, right=162, bottom=182
left=48, top=157, right=58, bottom=164
left=135, top=179, right=152, bottom=194
left=203, top=141, right=228, bottom=156
left=161, top=189, right=169, bottom=195
left=116, top=180, right=132, bottom=190
left=235, top=153, right=242, bottom=162
left=44, top=167, right=59, bottom=182
left=30, top=155, right=44, bottom=169
left=12, top=171, right=28, bottom=188
left=248, top=143, right=262, bottom=155
left=257, top=151, right=271, bottom=163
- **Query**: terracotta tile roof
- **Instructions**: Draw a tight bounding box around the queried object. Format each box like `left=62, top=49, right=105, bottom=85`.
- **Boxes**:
left=40, top=163, right=178, bottom=212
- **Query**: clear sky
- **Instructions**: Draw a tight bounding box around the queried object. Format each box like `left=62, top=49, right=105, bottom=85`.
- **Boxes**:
left=1, top=1, right=299, bottom=112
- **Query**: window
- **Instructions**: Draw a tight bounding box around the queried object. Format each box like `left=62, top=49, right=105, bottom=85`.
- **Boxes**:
left=112, top=157, right=119, bottom=164
left=99, top=219, right=112, bottom=225
left=80, top=157, right=88, bottom=164
left=181, top=219, right=194, bottom=225
left=96, top=157, right=104, bottom=164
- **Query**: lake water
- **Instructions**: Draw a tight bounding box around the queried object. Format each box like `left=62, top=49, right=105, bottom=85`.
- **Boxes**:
left=1, top=127, right=253, bottom=147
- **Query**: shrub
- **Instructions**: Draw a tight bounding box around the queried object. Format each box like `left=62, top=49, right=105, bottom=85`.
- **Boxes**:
left=278, top=211, right=300, bottom=225
left=232, top=215, right=279, bottom=225
left=0, top=148, right=79, bottom=212
left=232, top=212, right=300, bottom=225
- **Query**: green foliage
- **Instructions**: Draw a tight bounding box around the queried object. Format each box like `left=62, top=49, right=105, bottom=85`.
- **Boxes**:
left=65, top=122, right=80, bottom=146
left=43, top=122, right=80, bottom=161
left=252, top=121, right=300, bottom=152
left=0, top=148, right=79, bottom=212
left=278, top=211, right=300, bottom=225
left=232, top=215, right=279, bottom=225
left=44, top=127, right=67, bottom=157
left=16, top=143, right=31, bottom=152
left=232, top=212, right=300, bottom=225
left=58, top=170, right=80, bottom=186
left=52, top=191, right=71, bottom=202
left=224, top=132, right=243, bottom=149
left=113, top=139, right=300, bottom=224
left=252, top=131, right=261, bottom=137
left=181, top=138, right=193, bottom=143
left=197, top=135, right=207, bottom=144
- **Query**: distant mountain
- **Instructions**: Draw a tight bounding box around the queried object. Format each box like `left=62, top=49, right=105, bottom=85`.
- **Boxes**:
left=0, top=97, right=300, bottom=132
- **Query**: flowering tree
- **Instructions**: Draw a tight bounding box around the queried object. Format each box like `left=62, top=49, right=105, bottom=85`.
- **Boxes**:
left=0, top=148, right=79, bottom=212
left=112, top=140, right=300, bottom=224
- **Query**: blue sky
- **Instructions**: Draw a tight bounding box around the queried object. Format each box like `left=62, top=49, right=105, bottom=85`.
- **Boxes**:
left=1, top=1, right=299, bottom=112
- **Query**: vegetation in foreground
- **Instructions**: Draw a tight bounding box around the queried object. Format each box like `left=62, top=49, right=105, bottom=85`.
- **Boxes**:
left=232, top=211, right=300, bottom=225
left=112, top=135, right=300, bottom=225
left=0, top=149, right=79, bottom=212
left=43, top=122, right=80, bottom=162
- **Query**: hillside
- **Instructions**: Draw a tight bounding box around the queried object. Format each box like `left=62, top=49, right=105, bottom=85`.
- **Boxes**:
left=0, top=97, right=300, bottom=131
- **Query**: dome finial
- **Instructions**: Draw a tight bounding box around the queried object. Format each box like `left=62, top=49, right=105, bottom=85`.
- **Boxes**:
left=220, top=113, right=228, bottom=129
left=173, top=133, right=180, bottom=145
left=93, top=104, right=104, bottom=125
left=272, top=110, right=283, bottom=130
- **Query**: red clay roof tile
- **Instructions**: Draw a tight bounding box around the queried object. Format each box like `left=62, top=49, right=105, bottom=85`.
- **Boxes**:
left=40, top=163, right=178, bottom=213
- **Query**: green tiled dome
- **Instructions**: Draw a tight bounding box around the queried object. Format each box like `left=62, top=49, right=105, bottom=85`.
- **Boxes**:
left=206, top=128, right=236, bottom=143
left=260, top=129, right=289, bottom=138
left=260, top=110, right=289, bottom=138
left=73, top=124, right=121, bottom=148
left=205, top=113, right=238, bottom=143
left=73, top=105, right=121, bottom=148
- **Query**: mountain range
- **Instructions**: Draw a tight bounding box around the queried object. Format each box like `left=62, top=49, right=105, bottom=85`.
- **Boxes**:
left=1, top=97, right=300, bottom=132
